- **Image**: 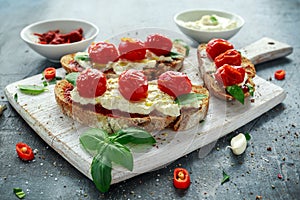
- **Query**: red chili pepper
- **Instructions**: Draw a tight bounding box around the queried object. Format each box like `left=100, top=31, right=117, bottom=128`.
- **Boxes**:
left=274, top=69, right=286, bottom=80
left=44, top=67, right=56, bottom=80
left=214, top=49, right=242, bottom=68
left=173, top=168, right=191, bottom=189
left=16, top=142, right=34, bottom=161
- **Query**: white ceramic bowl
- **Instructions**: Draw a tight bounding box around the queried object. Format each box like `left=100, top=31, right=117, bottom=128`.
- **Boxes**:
left=174, top=9, right=244, bottom=43
left=20, top=19, right=99, bottom=62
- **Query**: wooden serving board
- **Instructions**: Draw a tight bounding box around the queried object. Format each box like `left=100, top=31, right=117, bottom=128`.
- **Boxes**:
left=4, top=35, right=292, bottom=185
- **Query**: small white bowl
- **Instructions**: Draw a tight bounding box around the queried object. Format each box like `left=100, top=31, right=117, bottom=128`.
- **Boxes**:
left=174, top=9, right=244, bottom=43
left=20, top=19, right=99, bottom=62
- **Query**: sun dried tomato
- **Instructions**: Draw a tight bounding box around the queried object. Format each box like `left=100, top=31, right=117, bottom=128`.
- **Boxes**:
left=215, top=64, right=245, bottom=86
left=214, top=49, right=242, bottom=68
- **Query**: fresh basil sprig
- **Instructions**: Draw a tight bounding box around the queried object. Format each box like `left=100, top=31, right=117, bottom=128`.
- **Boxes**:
left=65, top=72, right=80, bottom=86
left=226, top=85, right=244, bottom=104
left=79, top=127, right=156, bottom=193
left=18, top=85, right=47, bottom=95
left=175, top=93, right=207, bottom=105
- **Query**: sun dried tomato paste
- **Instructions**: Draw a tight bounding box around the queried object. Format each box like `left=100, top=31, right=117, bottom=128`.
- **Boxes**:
left=34, top=28, right=83, bottom=44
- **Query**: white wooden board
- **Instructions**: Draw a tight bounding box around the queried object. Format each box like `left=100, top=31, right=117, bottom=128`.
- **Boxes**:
left=5, top=66, right=286, bottom=184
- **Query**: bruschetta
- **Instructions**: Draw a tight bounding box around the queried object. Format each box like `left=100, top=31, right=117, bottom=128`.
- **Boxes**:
left=54, top=68, right=209, bottom=133
left=60, top=34, right=189, bottom=81
left=197, top=38, right=256, bottom=104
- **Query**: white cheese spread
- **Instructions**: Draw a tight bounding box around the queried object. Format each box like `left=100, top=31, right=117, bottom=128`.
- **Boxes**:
left=178, top=14, right=237, bottom=31
left=73, top=51, right=175, bottom=75
left=70, top=78, right=201, bottom=117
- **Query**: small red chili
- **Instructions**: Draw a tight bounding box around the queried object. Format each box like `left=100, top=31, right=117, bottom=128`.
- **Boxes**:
left=44, top=67, right=56, bottom=80
left=16, top=142, right=34, bottom=161
left=173, top=168, right=191, bottom=189
left=274, top=69, right=286, bottom=80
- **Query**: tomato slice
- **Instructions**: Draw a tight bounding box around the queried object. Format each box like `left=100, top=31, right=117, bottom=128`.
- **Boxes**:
left=118, top=69, right=148, bottom=101
left=206, top=38, right=234, bottom=60
left=158, top=71, right=192, bottom=98
left=118, top=37, right=146, bottom=61
left=16, top=142, right=34, bottom=161
left=88, top=42, right=119, bottom=65
left=274, top=69, right=286, bottom=80
left=76, top=68, right=107, bottom=98
left=145, top=33, right=173, bottom=56
left=44, top=67, right=56, bottom=80
left=214, top=64, right=245, bottom=86
left=214, top=49, right=242, bottom=68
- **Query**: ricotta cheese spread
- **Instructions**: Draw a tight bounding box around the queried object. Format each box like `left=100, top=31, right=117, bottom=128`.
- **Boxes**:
left=178, top=14, right=237, bottom=31
left=70, top=78, right=202, bottom=117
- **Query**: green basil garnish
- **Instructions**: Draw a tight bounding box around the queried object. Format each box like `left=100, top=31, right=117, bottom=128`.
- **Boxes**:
left=109, top=127, right=156, bottom=145
left=245, top=132, right=251, bottom=141
left=13, top=188, right=26, bottom=199
left=221, top=170, right=230, bottom=185
left=226, top=85, right=245, bottom=104
left=65, top=72, right=80, bottom=86
left=175, top=93, right=207, bottom=105
left=210, top=16, right=218, bottom=25
left=79, top=127, right=156, bottom=193
left=75, top=53, right=90, bottom=61
left=246, top=83, right=254, bottom=96
left=18, top=85, right=46, bottom=95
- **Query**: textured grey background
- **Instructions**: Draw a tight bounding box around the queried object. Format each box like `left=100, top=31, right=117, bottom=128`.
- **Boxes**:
left=0, top=0, right=299, bottom=199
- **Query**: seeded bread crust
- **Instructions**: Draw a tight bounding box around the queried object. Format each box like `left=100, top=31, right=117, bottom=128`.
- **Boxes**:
left=197, top=44, right=256, bottom=101
left=54, top=79, right=209, bottom=134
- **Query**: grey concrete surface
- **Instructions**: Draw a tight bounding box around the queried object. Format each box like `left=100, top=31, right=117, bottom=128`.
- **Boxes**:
left=0, top=0, right=299, bottom=199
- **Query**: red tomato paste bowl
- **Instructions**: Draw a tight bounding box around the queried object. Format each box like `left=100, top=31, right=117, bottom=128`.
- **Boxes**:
left=20, top=18, right=99, bottom=62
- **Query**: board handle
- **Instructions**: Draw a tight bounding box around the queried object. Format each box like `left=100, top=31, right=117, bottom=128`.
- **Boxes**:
left=239, top=37, right=293, bottom=65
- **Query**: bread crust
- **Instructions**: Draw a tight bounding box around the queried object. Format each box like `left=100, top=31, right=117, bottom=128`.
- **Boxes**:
left=54, top=79, right=209, bottom=133
left=197, top=44, right=256, bottom=101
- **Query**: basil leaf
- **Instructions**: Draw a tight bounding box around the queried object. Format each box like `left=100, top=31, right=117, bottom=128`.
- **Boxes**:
left=14, top=93, right=18, bottom=102
left=79, top=128, right=109, bottom=156
left=65, top=72, right=80, bottom=86
left=246, top=83, right=254, bottom=96
left=210, top=16, right=218, bottom=25
left=245, top=132, right=251, bottom=141
left=75, top=53, right=90, bottom=61
left=104, top=142, right=133, bottom=171
left=13, top=188, right=26, bottom=199
left=169, top=51, right=184, bottom=59
left=226, top=85, right=245, bottom=104
left=18, top=85, right=46, bottom=95
left=111, top=127, right=156, bottom=145
left=221, top=170, right=230, bottom=185
left=80, top=128, right=133, bottom=171
left=175, top=93, right=207, bottom=105
left=91, top=155, right=112, bottom=193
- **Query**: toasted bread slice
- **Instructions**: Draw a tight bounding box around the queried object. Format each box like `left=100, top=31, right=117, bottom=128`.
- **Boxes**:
left=197, top=44, right=256, bottom=101
left=54, top=79, right=209, bottom=133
